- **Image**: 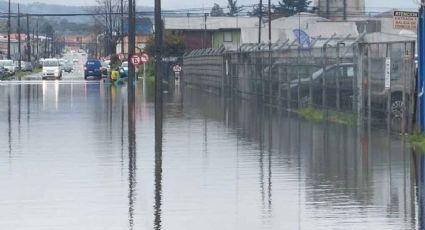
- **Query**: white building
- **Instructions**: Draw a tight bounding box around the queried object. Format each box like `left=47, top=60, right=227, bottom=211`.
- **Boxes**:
left=315, top=0, right=365, bottom=20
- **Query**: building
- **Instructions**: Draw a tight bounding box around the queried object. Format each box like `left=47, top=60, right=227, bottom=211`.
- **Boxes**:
left=316, top=0, right=365, bottom=20
left=116, top=17, right=153, bottom=54
left=164, top=16, right=258, bottom=51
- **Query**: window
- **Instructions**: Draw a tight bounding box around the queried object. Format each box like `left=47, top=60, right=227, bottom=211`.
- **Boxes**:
left=223, top=32, right=232, bottom=42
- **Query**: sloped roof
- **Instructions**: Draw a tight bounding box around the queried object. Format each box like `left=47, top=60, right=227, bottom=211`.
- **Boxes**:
left=164, top=16, right=258, bottom=30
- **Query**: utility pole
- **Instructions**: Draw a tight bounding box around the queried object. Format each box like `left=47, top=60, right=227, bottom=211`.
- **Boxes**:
left=128, top=0, right=136, bottom=88
left=258, top=0, right=262, bottom=44
left=120, top=0, right=124, bottom=54
left=108, top=0, right=113, bottom=54
left=26, top=14, right=31, bottom=62
left=18, top=4, right=21, bottom=70
left=343, top=0, right=347, bottom=20
left=36, top=18, right=39, bottom=60
left=419, top=0, right=425, bottom=131
left=155, top=0, right=163, bottom=106
left=7, top=0, right=11, bottom=59
left=203, top=13, right=207, bottom=49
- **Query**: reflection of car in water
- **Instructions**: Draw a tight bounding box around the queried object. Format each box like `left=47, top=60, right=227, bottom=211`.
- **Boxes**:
left=119, top=61, right=128, bottom=78
left=267, top=62, right=410, bottom=117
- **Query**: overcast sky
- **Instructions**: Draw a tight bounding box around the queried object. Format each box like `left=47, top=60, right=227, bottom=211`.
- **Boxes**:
left=17, top=0, right=420, bottom=11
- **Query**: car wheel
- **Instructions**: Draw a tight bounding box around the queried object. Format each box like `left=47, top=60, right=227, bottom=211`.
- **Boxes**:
left=391, top=94, right=404, bottom=118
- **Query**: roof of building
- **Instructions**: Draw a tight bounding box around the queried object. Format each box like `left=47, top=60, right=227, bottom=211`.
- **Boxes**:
left=164, top=16, right=258, bottom=31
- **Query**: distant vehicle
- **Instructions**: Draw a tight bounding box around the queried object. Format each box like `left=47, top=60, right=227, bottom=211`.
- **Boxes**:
left=0, top=66, right=8, bottom=79
left=73, top=58, right=79, bottom=63
left=0, top=60, right=16, bottom=75
left=119, top=61, right=128, bottom=78
left=84, top=59, right=102, bottom=80
left=22, top=62, right=33, bottom=72
left=42, top=58, right=62, bottom=80
left=59, top=59, right=66, bottom=67
left=63, top=61, right=73, bottom=73
left=101, top=60, right=110, bottom=77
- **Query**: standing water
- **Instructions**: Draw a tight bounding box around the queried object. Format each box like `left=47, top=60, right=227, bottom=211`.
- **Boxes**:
left=0, top=80, right=422, bottom=230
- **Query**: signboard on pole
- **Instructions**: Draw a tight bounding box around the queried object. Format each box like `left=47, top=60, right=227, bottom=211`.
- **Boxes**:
left=173, top=64, right=182, bottom=73
left=140, top=53, right=149, bottom=64
left=393, top=11, right=418, bottom=31
left=385, top=57, right=391, bottom=89
left=131, top=55, right=141, bottom=65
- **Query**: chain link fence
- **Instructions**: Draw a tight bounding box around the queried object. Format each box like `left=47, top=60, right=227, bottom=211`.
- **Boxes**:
left=183, top=40, right=416, bottom=133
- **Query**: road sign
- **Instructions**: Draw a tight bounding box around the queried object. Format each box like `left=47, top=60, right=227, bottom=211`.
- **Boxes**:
left=118, top=53, right=125, bottom=61
left=131, top=55, right=141, bottom=65
left=173, top=64, right=182, bottom=72
left=140, top=53, right=149, bottom=64
left=385, top=57, right=391, bottom=89
left=393, top=11, right=418, bottom=31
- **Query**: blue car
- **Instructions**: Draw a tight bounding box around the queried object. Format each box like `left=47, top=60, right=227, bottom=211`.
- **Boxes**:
left=84, top=59, right=102, bottom=80
left=119, top=61, right=128, bottom=78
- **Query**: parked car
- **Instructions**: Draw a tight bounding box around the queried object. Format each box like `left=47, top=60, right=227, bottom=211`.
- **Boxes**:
left=0, top=60, right=16, bottom=76
left=22, top=62, right=33, bottom=72
left=63, top=61, right=73, bottom=73
left=271, top=62, right=410, bottom=118
left=42, top=58, right=62, bottom=80
left=84, top=59, right=102, bottom=80
left=119, top=61, right=128, bottom=78
left=0, top=66, right=8, bottom=79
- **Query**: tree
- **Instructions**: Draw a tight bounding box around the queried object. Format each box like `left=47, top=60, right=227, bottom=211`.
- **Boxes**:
left=273, top=0, right=311, bottom=17
left=210, top=3, right=225, bottom=16
left=145, top=32, right=185, bottom=57
left=248, top=4, right=266, bottom=17
left=227, top=0, right=242, bottom=16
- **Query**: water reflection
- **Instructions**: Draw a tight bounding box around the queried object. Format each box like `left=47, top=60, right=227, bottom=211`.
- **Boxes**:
left=127, top=81, right=137, bottom=230
left=0, top=81, right=422, bottom=229
left=154, top=83, right=163, bottom=230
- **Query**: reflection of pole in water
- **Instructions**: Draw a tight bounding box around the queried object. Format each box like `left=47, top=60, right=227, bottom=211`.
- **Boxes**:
left=154, top=94, right=163, bottom=230
left=26, top=84, right=30, bottom=124
left=267, top=106, right=273, bottom=215
left=415, top=152, right=425, bottom=230
left=8, top=93, right=12, bottom=157
left=128, top=85, right=137, bottom=230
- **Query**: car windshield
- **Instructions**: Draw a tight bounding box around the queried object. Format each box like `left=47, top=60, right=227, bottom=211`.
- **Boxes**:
left=0, top=60, right=13, bottom=66
left=86, top=61, right=101, bottom=67
left=122, top=62, right=128, bottom=67
left=43, top=60, right=59, bottom=67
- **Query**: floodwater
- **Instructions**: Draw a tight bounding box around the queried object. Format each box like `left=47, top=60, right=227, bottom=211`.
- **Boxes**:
left=0, top=76, right=423, bottom=230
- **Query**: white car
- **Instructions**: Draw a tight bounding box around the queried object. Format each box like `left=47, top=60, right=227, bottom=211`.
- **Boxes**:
left=0, top=60, right=16, bottom=75
left=42, top=58, right=62, bottom=80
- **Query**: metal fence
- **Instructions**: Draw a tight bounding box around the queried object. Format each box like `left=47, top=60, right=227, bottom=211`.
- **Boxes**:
left=183, top=40, right=416, bottom=133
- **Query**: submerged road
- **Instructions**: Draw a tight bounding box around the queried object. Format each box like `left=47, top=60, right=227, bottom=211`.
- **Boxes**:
left=0, top=64, right=422, bottom=229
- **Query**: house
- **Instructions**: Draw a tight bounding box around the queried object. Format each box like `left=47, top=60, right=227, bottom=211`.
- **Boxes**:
left=117, top=17, right=153, bottom=54
left=315, top=0, right=365, bottom=20
left=242, top=13, right=359, bottom=45
left=164, top=16, right=258, bottom=51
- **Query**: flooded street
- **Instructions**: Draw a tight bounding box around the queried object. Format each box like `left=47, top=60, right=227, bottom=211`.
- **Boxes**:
left=0, top=77, right=422, bottom=230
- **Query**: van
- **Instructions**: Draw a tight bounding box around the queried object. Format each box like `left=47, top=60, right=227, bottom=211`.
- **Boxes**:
left=42, top=58, right=62, bottom=80
left=84, top=59, right=102, bottom=80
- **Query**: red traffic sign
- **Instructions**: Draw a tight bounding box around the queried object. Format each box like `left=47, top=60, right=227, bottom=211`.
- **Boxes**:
left=131, top=55, right=141, bottom=65
left=140, top=53, right=149, bottom=64
left=173, top=64, right=182, bottom=72
left=118, top=53, right=125, bottom=61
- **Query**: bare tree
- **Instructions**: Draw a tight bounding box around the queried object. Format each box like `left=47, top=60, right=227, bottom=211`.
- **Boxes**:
left=88, top=0, right=128, bottom=56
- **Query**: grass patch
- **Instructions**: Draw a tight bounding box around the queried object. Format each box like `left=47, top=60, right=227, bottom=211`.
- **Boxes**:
left=409, top=134, right=425, bottom=151
left=296, top=108, right=355, bottom=125
left=296, top=108, right=323, bottom=122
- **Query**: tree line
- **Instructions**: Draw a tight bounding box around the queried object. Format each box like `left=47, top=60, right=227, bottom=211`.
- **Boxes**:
left=211, top=0, right=312, bottom=17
